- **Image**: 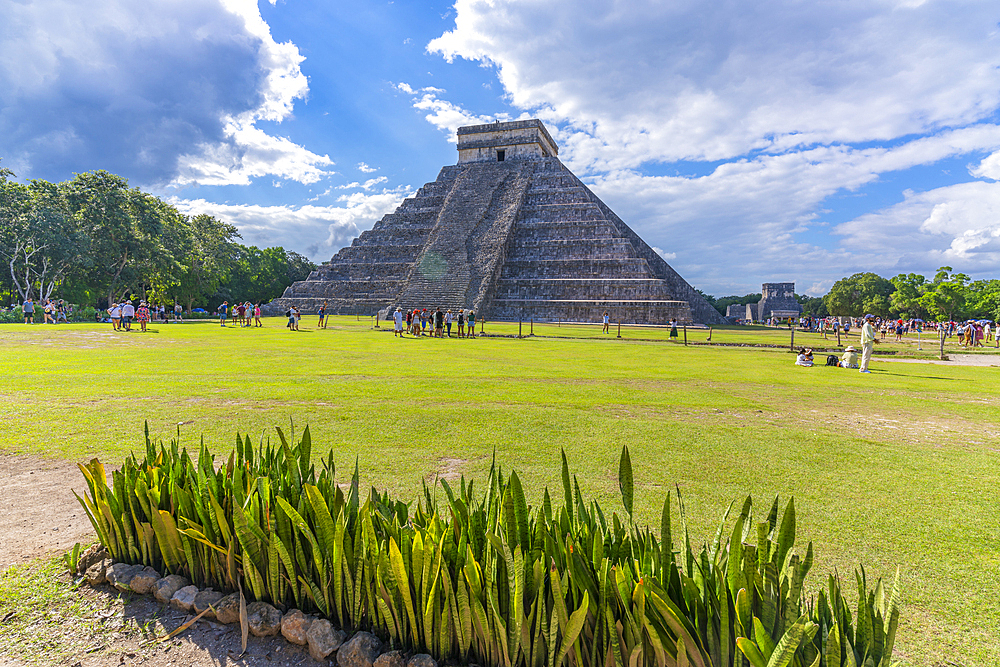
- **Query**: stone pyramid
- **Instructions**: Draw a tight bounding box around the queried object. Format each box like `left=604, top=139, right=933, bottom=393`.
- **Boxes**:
left=267, top=120, right=723, bottom=325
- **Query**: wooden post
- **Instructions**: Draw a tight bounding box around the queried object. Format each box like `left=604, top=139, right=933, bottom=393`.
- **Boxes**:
left=683, top=325, right=688, bottom=346
left=837, top=328, right=841, bottom=347
left=519, top=318, right=522, bottom=339
left=940, top=328, right=946, bottom=360
left=617, top=320, right=621, bottom=339
left=790, top=327, right=795, bottom=351
left=530, top=318, right=533, bottom=336
left=707, top=327, right=712, bottom=342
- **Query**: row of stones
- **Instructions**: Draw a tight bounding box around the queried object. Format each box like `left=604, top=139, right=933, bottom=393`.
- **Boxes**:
left=85, top=556, right=438, bottom=667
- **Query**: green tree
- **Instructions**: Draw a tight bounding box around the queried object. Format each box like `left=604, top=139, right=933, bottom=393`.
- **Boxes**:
left=823, top=272, right=895, bottom=317
left=889, top=273, right=927, bottom=318
left=168, top=214, right=241, bottom=313
left=918, top=267, right=969, bottom=321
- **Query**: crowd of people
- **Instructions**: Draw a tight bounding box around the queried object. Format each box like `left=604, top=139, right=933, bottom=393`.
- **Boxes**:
left=16, top=297, right=74, bottom=324
left=391, top=306, right=477, bottom=338
left=217, top=301, right=264, bottom=328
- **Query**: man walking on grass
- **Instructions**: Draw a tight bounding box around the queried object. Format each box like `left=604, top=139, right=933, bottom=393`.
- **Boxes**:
left=859, top=314, right=876, bottom=374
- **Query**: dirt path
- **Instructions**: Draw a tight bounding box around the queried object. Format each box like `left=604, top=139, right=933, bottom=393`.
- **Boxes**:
left=881, top=353, right=1000, bottom=367
left=0, top=453, right=306, bottom=666
left=0, top=454, right=101, bottom=569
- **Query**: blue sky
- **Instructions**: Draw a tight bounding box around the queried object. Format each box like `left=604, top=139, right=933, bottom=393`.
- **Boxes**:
left=3, top=0, right=1000, bottom=296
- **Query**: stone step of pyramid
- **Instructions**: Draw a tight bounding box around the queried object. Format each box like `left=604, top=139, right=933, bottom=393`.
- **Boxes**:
left=501, top=258, right=652, bottom=279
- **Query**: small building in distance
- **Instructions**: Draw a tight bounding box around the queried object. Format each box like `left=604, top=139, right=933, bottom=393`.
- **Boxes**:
left=757, top=283, right=802, bottom=321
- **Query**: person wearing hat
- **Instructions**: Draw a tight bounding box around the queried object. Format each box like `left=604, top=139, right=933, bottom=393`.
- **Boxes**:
left=840, top=345, right=859, bottom=369
left=859, top=314, right=877, bottom=373
left=794, top=347, right=814, bottom=367
left=393, top=307, right=404, bottom=337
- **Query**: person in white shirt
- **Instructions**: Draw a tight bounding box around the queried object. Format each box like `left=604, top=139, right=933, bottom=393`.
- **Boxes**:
left=121, top=300, right=135, bottom=331
left=109, top=303, right=122, bottom=331
left=393, top=307, right=404, bottom=337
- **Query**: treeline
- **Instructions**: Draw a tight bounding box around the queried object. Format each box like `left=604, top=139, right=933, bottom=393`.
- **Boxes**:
left=0, top=167, right=314, bottom=311
left=705, top=267, right=1000, bottom=321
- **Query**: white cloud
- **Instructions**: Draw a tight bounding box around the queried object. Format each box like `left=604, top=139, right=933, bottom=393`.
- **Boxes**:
left=834, top=182, right=1000, bottom=273
left=358, top=162, right=378, bottom=173
left=421, top=1, right=1000, bottom=292
left=395, top=83, right=522, bottom=141
left=173, top=0, right=332, bottom=186
left=170, top=187, right=410, bottom=260
left=0, top=0, right=329, bottom=187
left=429, top=0, right=1000, bottom=168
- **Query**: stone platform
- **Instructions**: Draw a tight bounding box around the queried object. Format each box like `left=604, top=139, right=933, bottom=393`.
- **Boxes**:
left=265, top=120, right=723, bottom=325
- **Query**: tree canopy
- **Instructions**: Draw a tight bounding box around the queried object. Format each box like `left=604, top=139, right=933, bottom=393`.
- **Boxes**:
left=0, top=167, right=315, bottom=310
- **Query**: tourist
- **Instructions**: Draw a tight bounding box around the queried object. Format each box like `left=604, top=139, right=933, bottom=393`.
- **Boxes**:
left=236, top=301, right=246, bottom=327
left=840, top=346, right=859, bottom=369
left=136, top=301, right=150, bottom=332
left=219, top=301, right=229, bottom=327
left=22, top=297, right=34, bottom=324
left=859, top=314, right=876, bottom=374
left=57, top=301, right=68, bottom=323
left=445, top=309, right=453, bottom=337
left=318, top=302, right=326, bottom=328
left=253, top=303, right=262, bottom=327
left=121, top=299, right=135, bottom=331
left=293, top=306, right=301, bottom=330
left=108, top=302, right=121, bottom=331
left=794, top=347, right=814, bottom=367
left=457, top=309, right=465, bottom=337
left=43, top=300, right=54, bottom=324
left=393, top=307, right=404, bottom=337
left=602, top=311, right=610, bottom=334
left=421, top=308, right=429, bottom=334
left=412, top=309, right=422, bottom=336
left=467, top=310, right=476, bottom=338
left=173, top=303, right=182, bottom=322
left=669, top=318, right=678, bottom=340
left=285, top=305, right=296, bottom=330
left=434, top=307, right=444, bottom=337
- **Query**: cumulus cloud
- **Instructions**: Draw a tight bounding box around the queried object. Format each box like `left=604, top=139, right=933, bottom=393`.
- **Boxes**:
left=421, top=0, right=1000, bottom=291
left=834, top=182, right=1000, bottom=273
left=395, top=83, right=522, bottom=141
left=429, top=0, right=1000, bottom=168
left=0, top=0, right=329, bottom=187
left=170, top=187, right=410, bottom=260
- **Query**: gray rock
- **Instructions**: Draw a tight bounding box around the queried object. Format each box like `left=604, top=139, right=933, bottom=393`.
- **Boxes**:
left=280, top=609, right=313, bottom=646
left=106, top=563, right=142, bottom=592
left=128, top=566, right=161, bottom=595
left=406, top=655, right=437, bottom=667
left=76, top=544, right=110, bottom=574
left=374, top=650, right=406, bottom=667
left=153, top=574, right=191, bottom=604
left=307, top=619, right=345, bottom=661
left=214, top=592, right=242, bottom=625
left=170, top=585, right=199, bottom=612
left=336, top=631, right=382, bottom=667
left=246, top=601, right=282, bottom=637
left=84, top=558, right=111, bottom=586
left=193, top=589, right=224, bottom=619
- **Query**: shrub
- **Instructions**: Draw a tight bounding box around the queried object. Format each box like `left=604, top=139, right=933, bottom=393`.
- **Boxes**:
left=76, top=426, right=900, bottom=667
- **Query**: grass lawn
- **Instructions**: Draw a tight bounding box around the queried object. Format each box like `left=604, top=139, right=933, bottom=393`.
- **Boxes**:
left=0, top=317, right=997, bottom=666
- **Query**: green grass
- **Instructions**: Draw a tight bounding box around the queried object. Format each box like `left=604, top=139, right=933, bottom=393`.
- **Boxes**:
left=1, top=317, right=998, bottom=666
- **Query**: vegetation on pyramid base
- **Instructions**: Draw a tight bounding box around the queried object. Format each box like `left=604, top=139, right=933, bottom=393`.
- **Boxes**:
left=75, top=425, right=900, bottom=667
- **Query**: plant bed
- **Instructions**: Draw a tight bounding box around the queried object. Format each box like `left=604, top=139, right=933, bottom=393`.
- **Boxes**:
left=74, top=425, right=901, bottom=667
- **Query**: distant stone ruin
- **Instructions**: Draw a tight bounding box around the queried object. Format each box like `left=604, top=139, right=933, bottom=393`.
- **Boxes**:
left=756, top=283, right=802, bottom=321
left=266, top=119, right=724, bottom=324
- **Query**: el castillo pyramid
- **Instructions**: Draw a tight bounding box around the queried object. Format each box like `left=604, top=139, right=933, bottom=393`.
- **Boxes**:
left=267, top=120, right=723, bottom=324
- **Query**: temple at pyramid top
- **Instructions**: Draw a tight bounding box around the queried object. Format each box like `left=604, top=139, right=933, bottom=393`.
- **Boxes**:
left=265, top=119, right=723, bottom=325
left=457, top=119, right=559, bottom=163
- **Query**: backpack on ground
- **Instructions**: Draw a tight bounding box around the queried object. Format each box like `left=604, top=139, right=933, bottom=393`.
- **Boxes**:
left=825, top=355, right=840, bottom=366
